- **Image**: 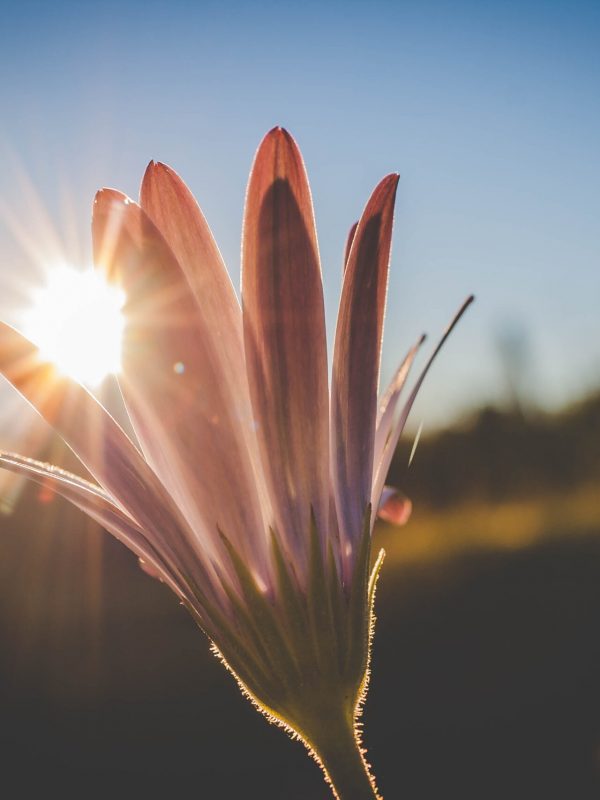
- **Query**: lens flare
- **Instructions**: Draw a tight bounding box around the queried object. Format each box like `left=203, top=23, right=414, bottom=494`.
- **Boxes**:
left=22, top=266, right=125, bottom=387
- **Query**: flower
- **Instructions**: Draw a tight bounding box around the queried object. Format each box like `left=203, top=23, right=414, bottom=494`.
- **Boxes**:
left=0, top=128, right=472, bottom=799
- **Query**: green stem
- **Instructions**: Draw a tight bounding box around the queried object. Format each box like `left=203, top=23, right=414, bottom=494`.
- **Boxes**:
left=310, top=712, right=380, bottom=800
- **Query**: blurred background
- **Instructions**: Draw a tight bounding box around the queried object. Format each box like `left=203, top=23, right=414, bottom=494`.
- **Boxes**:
left=0, top=1, right=599, bottom=797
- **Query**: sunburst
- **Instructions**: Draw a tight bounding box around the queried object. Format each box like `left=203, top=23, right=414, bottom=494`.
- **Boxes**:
left=21, top=265, right=125, bottom=387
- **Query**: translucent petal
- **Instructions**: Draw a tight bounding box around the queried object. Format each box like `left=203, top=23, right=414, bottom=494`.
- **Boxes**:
left=93, top=189, right=268, bottom=580
left=242, top=128, right=329, bottom=564
left=331, top=174, right=399, bottom=574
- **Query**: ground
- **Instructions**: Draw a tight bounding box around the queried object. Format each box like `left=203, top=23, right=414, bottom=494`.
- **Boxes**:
left=1, top=485, right=599, bottom=798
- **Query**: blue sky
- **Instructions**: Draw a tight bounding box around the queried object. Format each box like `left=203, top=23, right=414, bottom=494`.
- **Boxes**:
left=0, top=0, right=599, bottom=431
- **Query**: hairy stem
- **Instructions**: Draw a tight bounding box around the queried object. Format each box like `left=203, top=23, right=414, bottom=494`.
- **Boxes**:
left=310, top=711, right=380, bottom=800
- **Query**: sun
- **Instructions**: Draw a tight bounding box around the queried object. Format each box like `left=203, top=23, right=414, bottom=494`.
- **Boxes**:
left=21, top=265, right=125, bottom=387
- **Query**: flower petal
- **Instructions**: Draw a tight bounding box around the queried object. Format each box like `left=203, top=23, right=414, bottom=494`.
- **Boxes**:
left=242, top=128, right=329, bottom=563
left=372, top=295, right=475, bottom=509
left=343, top=221, right=358, bottom=273
left=140, top=162, right=246, bottom=398
left=376, top=485, right=412, bottom=526
left=331, top=174, right=399, bottom=570
left=140, top=163, right=270, bottom=546
left=93, top=189, right=268, bottom=578
left=373, top=333, right=426, bottom=476
left=1, top=449, right=114, bottom=503
left=0, top=322, right=209, bottom=593
left=0, top=451, right=186, bottom=599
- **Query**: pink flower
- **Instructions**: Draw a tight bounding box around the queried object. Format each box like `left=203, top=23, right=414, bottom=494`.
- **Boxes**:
left=0, top=128, right=472, bottom=799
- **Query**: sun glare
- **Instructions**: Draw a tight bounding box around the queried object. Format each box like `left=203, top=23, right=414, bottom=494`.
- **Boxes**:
left=22, top=266, right=125, bottom=387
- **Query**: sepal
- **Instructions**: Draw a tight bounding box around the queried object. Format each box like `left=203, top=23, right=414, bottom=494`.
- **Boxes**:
left=211, top=508, right=376, bottom=737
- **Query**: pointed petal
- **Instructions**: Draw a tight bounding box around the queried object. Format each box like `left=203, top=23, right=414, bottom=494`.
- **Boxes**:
left=331, top=174, right=399, bottom=565
left=140, top=162, right=246, bottom=395
left=242, top=128, right=329, bottom=561
left=373, top=333, right=426, bottom=474
left=372, top=296, right=475, bottom=508
left=141, top=163, right=270, bottom=548
left=93, top=189, right=267, bottom=576
left=0, top=452, right=186, bottom=599
left=343, top=221, right=358, bottom=273
left=1, top=450, right=113, bottom=503
left=376, top=486, right=412, bottom=526
left=0, top=322, right=208, bottom=592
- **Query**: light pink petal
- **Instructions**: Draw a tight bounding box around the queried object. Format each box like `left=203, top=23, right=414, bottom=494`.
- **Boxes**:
left=1, top=449, right=117, bottom=503
left=140, top=163, right=249, bottom=415
left=140, top=163, right=270, bottom=541
left=372, top=296, right=475, bottom=509
left=0, top=451, right=186, bottom=600
left=242, top=128, right=329, bottom=563
left=93, top=190, right=268, bottom=578
left=376, top=485, right=412, bottom=526
left=0, top=322, right=209, bottom=593
left=373, top=334, right=426, bottom=475
left=140, top=162, right=240, bottom=314
left=331, top=174, right=399, bottom=569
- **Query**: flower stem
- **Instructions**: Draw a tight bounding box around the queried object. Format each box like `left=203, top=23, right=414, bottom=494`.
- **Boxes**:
left=310, top=712, right=380, bottom=800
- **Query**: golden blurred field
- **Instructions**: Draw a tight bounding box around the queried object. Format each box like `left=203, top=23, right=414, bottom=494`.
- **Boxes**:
left=376, top=481, right=600, bottom=567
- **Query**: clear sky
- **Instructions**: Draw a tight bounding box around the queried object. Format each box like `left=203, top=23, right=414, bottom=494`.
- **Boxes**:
left=0, top=0, right=599, bottom=432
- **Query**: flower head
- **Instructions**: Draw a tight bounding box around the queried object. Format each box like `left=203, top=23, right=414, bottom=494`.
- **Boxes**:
left=0, top=128, right=472, bottom=799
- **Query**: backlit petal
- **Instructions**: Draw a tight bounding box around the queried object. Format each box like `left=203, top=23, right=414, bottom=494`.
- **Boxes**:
left=0, top=322, right=209, bottom=595
left=242, top=128, right=329, bottom=563
left=373, top=333, right=426, bottom=475
left=343, top=221, right=358, bottom=273
left=140, top=162, right=249, bottom=414
left=372, top=296, right=475, bottom=508
left=93, top=189, right=268, bottom=579
left=331, top=174, right=399, bottom=572
left=0, top=451, right=186, bottom=598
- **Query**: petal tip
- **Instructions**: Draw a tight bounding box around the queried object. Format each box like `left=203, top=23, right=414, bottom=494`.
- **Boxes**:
left=258, top=126, right=298, bottom=159
left=141, top=161, right=184, bottom=204
left=141, top=160, right=162, bottom=190
left=266, top=125, right=290, bottom=138
left=385, top=172, right=400, bottom=190
left=94, top=187, right=128, bottom=206
left=145, top=160, right=171, bottom=175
